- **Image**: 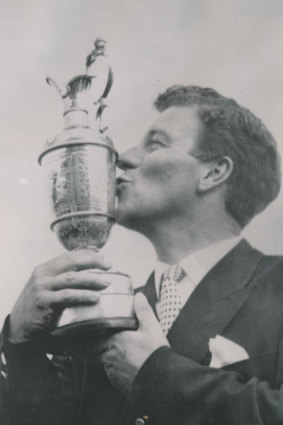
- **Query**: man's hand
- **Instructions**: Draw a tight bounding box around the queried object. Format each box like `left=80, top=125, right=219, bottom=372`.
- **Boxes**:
left=101, top=293, right=169, bottom=394
left=9, top=249, right=112, bottom=343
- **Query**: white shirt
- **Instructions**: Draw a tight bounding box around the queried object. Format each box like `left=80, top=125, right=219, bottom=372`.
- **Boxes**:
left=155, top=237, right=241, bottom=309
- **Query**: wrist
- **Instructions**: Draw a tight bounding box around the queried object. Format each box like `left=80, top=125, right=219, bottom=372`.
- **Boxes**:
left=2, top=315, right=41, bottom=354
left=6, top=315, right=27, bottom=344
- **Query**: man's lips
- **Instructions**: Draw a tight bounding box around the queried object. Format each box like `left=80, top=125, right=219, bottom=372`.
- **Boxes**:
left=116, top=176, right=131, bottom=192
left=116, top=176, right=131, bottom=185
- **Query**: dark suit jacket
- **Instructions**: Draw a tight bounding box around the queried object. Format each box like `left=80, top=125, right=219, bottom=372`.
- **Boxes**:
left=1, top=240, right=283, bottom=425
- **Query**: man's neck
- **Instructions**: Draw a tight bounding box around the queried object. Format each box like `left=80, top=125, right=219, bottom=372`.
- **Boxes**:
left=146, top=213, right=241, bottom=264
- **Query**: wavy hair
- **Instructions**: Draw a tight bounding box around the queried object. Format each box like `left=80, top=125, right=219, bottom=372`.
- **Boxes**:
left=155, top=86, right=281, bottom=227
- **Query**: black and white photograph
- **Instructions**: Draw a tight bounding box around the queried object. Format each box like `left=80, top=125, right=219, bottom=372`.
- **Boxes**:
left=0, top=1, right=283, bottom=424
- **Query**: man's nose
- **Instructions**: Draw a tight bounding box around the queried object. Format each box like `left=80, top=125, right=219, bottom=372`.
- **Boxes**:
left=117, top=147, right=142, bottom=170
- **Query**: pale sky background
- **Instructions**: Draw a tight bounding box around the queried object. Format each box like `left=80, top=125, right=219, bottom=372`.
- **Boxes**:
left=0, top=0, right=283, bottom=323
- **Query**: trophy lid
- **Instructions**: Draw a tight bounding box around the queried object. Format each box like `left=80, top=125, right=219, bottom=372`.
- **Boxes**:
left=39, top=38, right=117, bottom=164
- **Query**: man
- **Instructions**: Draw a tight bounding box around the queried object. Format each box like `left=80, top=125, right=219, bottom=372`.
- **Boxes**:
left=1, top=85, right=283, bottom=425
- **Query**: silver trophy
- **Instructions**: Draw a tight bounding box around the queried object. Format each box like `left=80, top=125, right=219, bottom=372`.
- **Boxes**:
left=39, top=39, right=137, bottom=353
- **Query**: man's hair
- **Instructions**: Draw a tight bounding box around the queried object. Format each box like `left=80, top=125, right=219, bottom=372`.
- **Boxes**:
left=154, top=85, right=281, bottom=228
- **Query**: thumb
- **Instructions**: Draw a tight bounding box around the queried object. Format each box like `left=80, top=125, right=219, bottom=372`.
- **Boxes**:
left=134, top=293, right=159, bottom=331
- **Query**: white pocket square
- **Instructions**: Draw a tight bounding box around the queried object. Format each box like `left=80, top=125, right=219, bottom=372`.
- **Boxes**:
left=209, top=335, right=249, bottom=368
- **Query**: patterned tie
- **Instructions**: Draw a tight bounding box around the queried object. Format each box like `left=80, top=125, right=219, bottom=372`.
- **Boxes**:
left=157, top=265, right=186, bottom=335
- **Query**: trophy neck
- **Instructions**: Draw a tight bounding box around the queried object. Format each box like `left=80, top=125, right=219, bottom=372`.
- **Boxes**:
left=63, top=108, right=89, bottom=129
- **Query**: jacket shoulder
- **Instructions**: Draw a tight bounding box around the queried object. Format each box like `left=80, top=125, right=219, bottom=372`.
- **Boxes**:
left=248, top=253, right=283, bottom=305
left=255, top=253, right=283, bottom=278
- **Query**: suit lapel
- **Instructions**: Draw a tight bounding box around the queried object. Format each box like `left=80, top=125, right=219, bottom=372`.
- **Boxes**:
left=141, top=272, right=158, bottom=314
left=143, top=240, right=263, bottom=364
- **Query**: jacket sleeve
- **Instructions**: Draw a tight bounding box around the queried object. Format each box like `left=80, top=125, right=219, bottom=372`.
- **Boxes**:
left=0, top=316, right=78, bottom=425
left=121, top=346, right=283, bottom=425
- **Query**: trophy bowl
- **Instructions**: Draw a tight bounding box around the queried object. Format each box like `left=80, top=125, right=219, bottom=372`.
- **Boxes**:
left=43, top=143, right=116, bottom=252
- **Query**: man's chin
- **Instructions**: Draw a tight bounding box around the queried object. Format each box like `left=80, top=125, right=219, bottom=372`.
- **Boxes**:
left=115, top=208, right=140, bottom=231
left=115, top=211, right=132, bottom=229
left=115, top=207, right=128, bottom=226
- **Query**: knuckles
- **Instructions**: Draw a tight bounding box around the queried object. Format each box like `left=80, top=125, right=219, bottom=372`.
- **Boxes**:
left=63, top=252, right=79, bottom=269
left=34, top=291, right=48, bottom=309
left=28, top=271, right=49, bottom=293
left=31, top=264, right=46, bottom=280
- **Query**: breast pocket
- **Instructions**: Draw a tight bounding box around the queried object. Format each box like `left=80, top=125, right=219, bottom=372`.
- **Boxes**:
left=222, top=351, right=278, bottom=386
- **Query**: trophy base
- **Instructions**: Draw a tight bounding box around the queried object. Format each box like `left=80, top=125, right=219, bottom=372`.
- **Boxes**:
left=42, top=270, right=138, bottom=355
left=45, top=317, right=138, bottom=355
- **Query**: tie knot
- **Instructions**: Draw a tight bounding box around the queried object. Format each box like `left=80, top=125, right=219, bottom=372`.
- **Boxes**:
left=164, top=264, right=186, bottom=283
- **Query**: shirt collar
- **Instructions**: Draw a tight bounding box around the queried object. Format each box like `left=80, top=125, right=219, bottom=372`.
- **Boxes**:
left=154, top=237, right=241, bottom=296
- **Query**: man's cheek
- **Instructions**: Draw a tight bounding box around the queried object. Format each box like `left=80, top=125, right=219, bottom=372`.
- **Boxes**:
left=141, top=160, right=176, bottom=182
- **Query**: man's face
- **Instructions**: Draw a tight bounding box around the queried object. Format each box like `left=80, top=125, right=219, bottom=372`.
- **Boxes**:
left=116, top=106, right=204, bottom=233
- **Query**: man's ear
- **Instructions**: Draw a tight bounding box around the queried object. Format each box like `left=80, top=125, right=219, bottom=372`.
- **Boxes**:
left=198, top=156, right=234, bottom=193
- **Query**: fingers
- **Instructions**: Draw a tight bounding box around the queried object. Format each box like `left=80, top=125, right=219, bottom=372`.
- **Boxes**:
left=134, top=293, right=159, bottom=331
left=134, top=293, right=153, bottom=316
left=35, top=270, right=112, bottom=307
left=36, top=249, right=112, bottom=277
left=40, top=288, right=101, bottom=308
left=46, top=270, right=111, bottom=291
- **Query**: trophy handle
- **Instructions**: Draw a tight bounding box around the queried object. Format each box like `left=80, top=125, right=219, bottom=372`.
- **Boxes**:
left=100, top=67, right=113, bottom=101
left=96, top=67, right=113, bottom=122
left=46, top=77, right=69, bottom=99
